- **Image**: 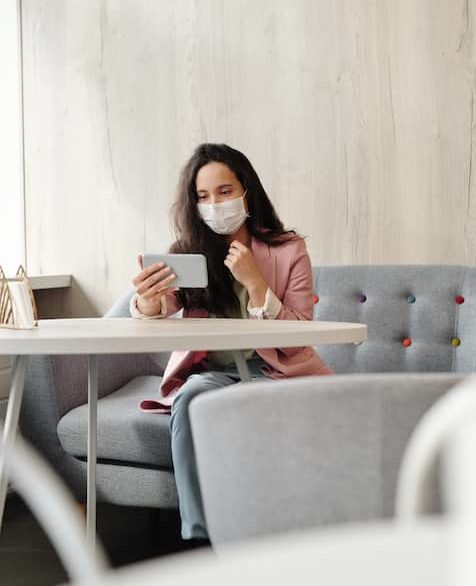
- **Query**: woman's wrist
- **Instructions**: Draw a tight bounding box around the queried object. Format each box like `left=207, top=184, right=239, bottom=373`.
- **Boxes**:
left=136, top=294, right=163, bottom=317
left=246, top=277, right=268, bottom=308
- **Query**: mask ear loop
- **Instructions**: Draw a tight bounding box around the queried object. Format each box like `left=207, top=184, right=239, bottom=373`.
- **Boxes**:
left=242, top=190, right=251, bottom=218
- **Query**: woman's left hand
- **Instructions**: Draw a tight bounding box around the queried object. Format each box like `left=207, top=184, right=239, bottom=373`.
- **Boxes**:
left=225, top=241, right=267, bottom=296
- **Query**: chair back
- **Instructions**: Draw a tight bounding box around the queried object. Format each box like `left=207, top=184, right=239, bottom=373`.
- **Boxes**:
left=190, top=372, right=463, bottom=544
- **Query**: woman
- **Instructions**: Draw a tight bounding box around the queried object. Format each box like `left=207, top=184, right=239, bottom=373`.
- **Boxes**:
left=131, top=143, right=332, bottom=544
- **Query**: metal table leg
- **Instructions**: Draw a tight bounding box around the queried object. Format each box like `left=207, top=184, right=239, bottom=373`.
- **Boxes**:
left=0, top=355, right=29, bottom=531
left=233, top=350, right=251, bottom=382
left=87, top=355, right=97, bottom=551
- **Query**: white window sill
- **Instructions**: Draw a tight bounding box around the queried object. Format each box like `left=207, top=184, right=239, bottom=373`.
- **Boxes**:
left=29, top=275, right=72, bottom=290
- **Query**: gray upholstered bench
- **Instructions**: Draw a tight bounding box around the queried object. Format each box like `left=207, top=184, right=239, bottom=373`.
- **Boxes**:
left=19, top=265, right=476, bottom=517
left=313, top=265, right=476, bottom=373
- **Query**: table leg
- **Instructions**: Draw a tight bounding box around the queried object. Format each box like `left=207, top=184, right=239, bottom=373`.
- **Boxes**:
left=0, top=355, right=29, bottom=531
left=232, top=351, right=251, bottom=382
left=87, top=355, right=97, bottom=551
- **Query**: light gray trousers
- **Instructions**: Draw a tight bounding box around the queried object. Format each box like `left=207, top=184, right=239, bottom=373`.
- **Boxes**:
left=170, top=358, right=267, bottom=540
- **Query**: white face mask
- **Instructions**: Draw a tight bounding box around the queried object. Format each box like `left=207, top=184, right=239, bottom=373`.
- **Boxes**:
left=197, top=191, right=248, bottom=235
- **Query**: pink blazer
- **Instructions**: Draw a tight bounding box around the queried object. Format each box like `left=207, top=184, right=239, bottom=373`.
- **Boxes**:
left=146, top=236, right=333, bottom=411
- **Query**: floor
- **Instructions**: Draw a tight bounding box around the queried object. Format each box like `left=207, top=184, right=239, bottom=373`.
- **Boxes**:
left=0, top=492, right=192, bottom=585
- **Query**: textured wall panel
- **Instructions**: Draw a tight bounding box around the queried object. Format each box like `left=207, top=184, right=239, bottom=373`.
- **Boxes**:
left=22, top=0, right=476, bottom=315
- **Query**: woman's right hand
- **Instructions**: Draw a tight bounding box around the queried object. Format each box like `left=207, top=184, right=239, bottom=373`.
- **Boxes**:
left=132, top=254, right=177, bottom=316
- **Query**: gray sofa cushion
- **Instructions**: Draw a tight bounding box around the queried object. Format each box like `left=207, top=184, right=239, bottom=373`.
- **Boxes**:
left=57, top=375, right=172, bottom=468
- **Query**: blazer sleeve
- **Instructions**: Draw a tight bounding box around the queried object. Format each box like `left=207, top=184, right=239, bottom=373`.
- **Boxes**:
left=265, top=238, right=315, bottom=358
left=275, top=238, right=314, bottom=322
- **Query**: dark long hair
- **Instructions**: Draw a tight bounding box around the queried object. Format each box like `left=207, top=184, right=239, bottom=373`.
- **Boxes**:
left=169, top=143, right=296, bottom=314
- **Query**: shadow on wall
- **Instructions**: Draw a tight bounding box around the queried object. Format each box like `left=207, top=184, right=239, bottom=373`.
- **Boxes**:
left=34, top=277, right=100, bottom=319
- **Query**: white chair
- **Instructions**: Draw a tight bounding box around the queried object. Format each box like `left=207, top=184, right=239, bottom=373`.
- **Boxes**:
left=0, top=423, right=109, bottom=583
left=396, top=373, right=476, bottom=521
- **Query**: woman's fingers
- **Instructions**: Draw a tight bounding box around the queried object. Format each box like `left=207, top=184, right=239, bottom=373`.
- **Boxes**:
left=139, top=271, right=176, bottom=296
left=134, top=266, right=173, bottom=294
left=225, top=249, right=242, bottom=263
left=226, top=249, right=240, bottom=261
left=227, top=243, right=248, bottom=260
left=140, top=274, right=177, bottom=299
left=132, top=262, right=166, bottom=288
left=229, top=240, right=247, bottom=251
left=153, top=274, right=177, bottom=294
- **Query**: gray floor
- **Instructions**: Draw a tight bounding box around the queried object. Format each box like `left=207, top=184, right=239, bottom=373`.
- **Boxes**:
left=0, top=492, right=190, bottom=585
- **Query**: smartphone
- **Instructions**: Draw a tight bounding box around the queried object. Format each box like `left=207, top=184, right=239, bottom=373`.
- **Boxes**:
left=141, top=253, right=208, bottom=289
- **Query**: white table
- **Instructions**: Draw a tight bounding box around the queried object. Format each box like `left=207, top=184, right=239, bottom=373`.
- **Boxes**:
left=0, top=317, right=367, bottom=549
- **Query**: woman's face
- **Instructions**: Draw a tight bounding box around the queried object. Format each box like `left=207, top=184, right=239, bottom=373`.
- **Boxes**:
left=195, top=162, right=248, bottom=210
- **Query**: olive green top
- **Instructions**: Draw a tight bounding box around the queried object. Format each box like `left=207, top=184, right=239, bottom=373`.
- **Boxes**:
left=208, top=280, right=256, bottom=367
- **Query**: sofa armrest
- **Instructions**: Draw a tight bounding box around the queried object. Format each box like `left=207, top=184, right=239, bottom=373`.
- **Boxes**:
left=19, top=351, right=163, bottom=500
left=17, top=288, right=170, bottom=499
left=19, top=355, right=87, bottom=499
left=52, top=353, right=163, bottom=417
left=190, top=372, right=465, bottom=545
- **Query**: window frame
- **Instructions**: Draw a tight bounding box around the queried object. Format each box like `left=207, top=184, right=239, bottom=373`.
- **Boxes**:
left=0, top=0, right=25, bottom=277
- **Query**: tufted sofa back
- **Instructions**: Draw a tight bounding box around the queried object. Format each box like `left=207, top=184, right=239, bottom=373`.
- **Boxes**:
left=312, top=265, right=476, bottom=374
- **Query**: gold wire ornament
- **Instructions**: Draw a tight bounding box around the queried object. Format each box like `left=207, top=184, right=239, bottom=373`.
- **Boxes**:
left=0, top=265, right=38, bottom=329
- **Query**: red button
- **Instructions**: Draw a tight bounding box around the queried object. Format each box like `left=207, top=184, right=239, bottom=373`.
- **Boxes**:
left=312, top=294, right=319, bottom=304
left=402, top=338, right=412, bottom=347
left=455, top=295, right=465, bottom=305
